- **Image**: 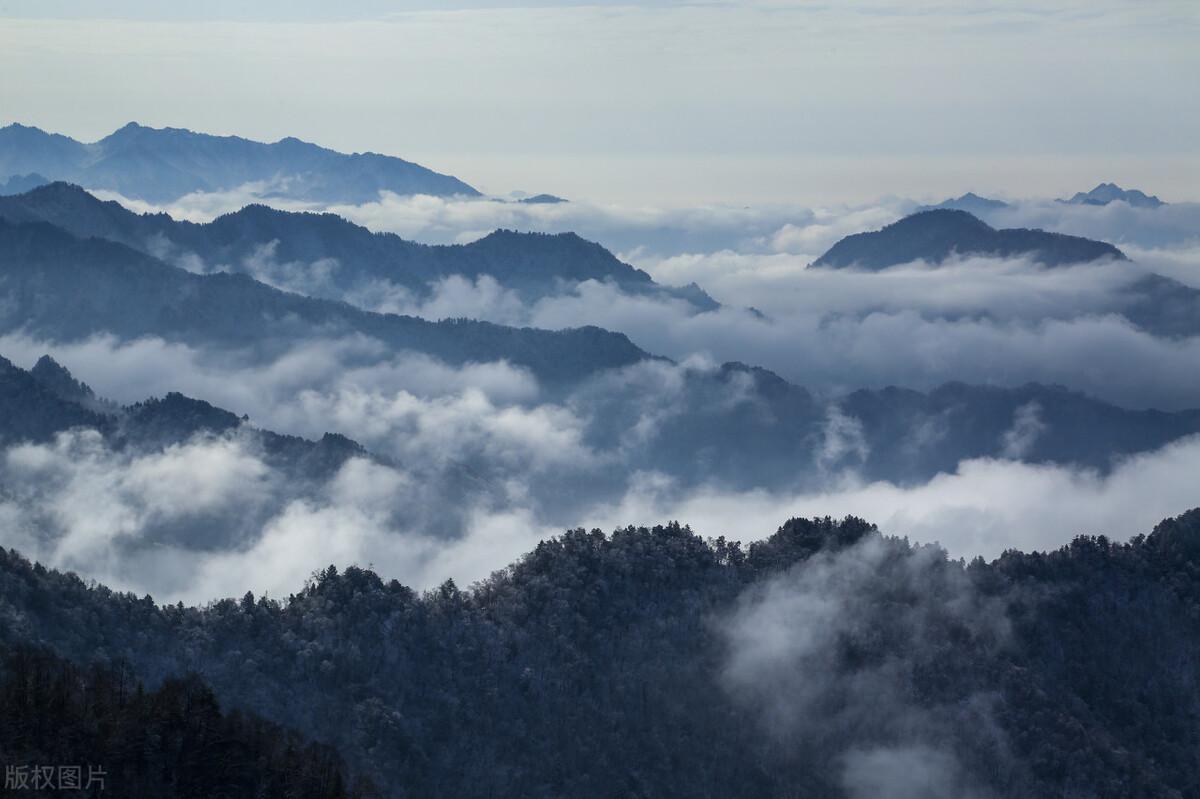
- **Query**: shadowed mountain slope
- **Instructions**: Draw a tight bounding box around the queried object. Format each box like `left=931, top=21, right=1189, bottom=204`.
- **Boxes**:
left=0, top=217, right=650, bottom=383
left=0, top=182, right=717, bottom=309
left=0, top=353, right=367, bottom=480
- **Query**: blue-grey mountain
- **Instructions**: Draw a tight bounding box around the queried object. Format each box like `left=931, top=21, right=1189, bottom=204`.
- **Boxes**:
left=0, top=122, right=480, bottom=203
left=1062, top=182, right=1165, bottom=208
left=0, top=182, right=717, bottom=310
left=921, top=191, right=1010, bottom=215
left=811, top=209, right=1200, bottom=338
left=814, top=209, right=1126, bottom=269
left=0, top=216, right=648, bottom=383
left=0, top=353, right=364, bottom=479
left=518, top=193, right=568, bottom=204
left=0, top=172, right=49, bottom=195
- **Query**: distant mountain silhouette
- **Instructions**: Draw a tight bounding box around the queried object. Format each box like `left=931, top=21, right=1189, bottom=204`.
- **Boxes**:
left=840, top=381, right=1200, bottom=481
left=0, top=353, right=371, bottom=481
left=920, top=191, right=1010, bottom=215
left=0, top=182, right=717, bottom=310
left=1062, top=182, right=1164, bottom=208
left=0, top=217, right=649, bottom=384
left=1, top=200, right=1197, bottom=492
left=810, top=210, right=1200, bottom=338
left=0, top=354, right=112, bottom=443
left=813, top=209, right=1126, bottom=269
left=0, top=122, right=480, bottom=203
left=5, top=345, right=1199, bottom=506
left=518, top=194, right=568, bottom=204
left=0, top=172, right=49, bottom=195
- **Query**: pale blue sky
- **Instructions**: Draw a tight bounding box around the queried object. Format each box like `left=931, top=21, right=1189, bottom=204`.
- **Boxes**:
left=1, top=1, right=1196, bottom=203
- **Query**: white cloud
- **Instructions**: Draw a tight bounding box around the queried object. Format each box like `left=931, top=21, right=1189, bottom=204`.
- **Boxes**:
left=593, top=435, right=1200, bottom=561
left=720, top=533, right=1008, bottom=797
left=352, top=267, right=1200, bottom=410
left=999, top=401, right=1045, bottom=459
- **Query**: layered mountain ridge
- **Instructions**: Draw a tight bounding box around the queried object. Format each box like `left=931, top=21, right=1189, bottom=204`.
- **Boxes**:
left=0, top=182, right=717, bottom=310
left=0, top=215, right=650, bottom=384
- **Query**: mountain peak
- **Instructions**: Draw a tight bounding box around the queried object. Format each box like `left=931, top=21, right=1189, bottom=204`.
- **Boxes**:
left=814, top=208, right=1125, bottom=269
left=30, top=354, right=96, bottom=404
left=1064, top=182, right=1164, bottom=208
left=3, top=181, right=121, bottom=217
left=519, top=193, right=568, bottom=204
left=32, top=353, right=67, bottom=373
left=906, top=208, right=989, bottom=225
left=23, top=180, right=93, bottom=198
left=923, top=192, right=1010, bottom=214
left=100, top=121, right=153, bottom=142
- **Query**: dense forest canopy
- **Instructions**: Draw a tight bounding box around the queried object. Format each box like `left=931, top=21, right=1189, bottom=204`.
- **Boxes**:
left=3, top=510, right=1200, bottom=797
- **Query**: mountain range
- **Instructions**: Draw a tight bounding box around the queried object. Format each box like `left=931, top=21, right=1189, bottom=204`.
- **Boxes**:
left=0, top=182, right=717, bottom=310
left=4, top=344, right=1198, bottom=507
left=0, top=190, right=1196, bottom=494
left=0, top=122, right=480, bottom=204
left=0, top=116, right=1197, bottom=797
left=0, top=216, right=649, bottom=384
left=0, top=353, right=365, bottom=477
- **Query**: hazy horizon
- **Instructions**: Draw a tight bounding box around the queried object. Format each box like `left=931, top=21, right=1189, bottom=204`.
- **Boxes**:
left=2, top=1, right=1196, bottom=205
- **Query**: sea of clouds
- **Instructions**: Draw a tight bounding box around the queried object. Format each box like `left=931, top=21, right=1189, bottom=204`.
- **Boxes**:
left=1, top=331, right=1199, bottom=605
left=1, top=187, right=1197, bottom=603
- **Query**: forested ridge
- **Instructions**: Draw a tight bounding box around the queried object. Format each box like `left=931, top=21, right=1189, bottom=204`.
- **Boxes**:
left=3, top=511, right=1200, bottom=797
left=0, top=647, right=378, bottom=798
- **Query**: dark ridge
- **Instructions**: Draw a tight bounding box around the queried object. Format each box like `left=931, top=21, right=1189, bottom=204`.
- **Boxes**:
left=0, top=646, right=378, bottom=798
left=0, top=183, right=698, bottom=309
left=0, top=354, right=112, bottom=444
left=0, top=216, right=651, bottom=383
left=30, top=354, right=96, bottom=405
left=813, top=208, right=1126, bottom=270
left=4, top=511, right=1200, bottom=796
left=124, top=392, right=244, bottom=441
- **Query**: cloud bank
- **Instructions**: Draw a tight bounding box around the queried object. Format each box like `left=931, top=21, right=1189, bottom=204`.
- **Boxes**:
left=91, top=187, right=1200, bottom=410
left=2, top=191, right=1197, bottom=604
left=2, top=334, right=1197, bottom=606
